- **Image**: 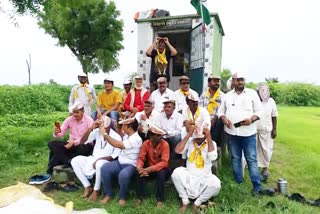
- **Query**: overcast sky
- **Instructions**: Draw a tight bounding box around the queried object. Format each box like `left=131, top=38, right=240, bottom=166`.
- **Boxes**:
left=0, top=0, right=319, bottom=87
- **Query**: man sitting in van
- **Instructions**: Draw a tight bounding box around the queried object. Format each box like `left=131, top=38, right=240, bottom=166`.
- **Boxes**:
left=146, top=37, right=177, bottom=90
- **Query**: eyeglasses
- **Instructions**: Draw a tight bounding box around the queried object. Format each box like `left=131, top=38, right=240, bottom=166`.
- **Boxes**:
left=181, top=82, right=190, bottom=85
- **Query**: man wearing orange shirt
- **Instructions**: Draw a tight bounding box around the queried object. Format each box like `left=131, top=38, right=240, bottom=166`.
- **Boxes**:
left=135, top=126, right=170, bottom=208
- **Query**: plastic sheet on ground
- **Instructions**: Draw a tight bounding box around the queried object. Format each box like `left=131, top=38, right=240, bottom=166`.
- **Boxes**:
left=0, top=182, right=108, bottom=214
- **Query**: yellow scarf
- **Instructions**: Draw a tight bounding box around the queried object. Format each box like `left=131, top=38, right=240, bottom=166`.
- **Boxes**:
left=187, top=106, right=200, bottom=122
left=179, top=89, right=190, bottom=96
left=189, top=141, right=207, bottom=168
left=205, top=88, right=220, bottom=115
left=73, top=83, right=92, bottom=103
left=155, top=49, right=168, bottom=65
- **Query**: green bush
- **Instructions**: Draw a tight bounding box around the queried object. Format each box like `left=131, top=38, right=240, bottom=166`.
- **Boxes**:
left=0, top=83, right=71, bottom=115
left=0, top=112, right=68, bottom=128
left=279, top=83, right=320, bottom=106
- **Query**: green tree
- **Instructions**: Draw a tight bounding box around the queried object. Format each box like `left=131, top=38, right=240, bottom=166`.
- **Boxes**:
left=38, top=0, right=123, bottom=75
left=220, top=68, right=232, bottom=92
left=8, top=0, right=46, bottom=14
left=265, top=77, right=279, bottom=83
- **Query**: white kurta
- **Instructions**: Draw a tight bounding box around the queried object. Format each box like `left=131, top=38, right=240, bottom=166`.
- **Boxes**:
left=182, top=106, right=211, bottom=129
left=71, top=129, right=121, bottom=190
left=69, top=84, right=97, bottom=116
left=171, top=138, right=221, bottom=206
left=256, top=98, right=278, bottom=168
left=150, top=88, right=176, bottom=112
left=135, top=110, right=160, bottom=135
left=174, top=89, right=198, bottom=112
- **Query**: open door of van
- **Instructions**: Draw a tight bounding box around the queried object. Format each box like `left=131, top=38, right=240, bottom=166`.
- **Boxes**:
left=189, top=23, right=205, bottom=95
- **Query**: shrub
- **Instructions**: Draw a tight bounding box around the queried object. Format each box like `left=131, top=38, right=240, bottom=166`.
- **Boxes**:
left=0, top=83, right=71, bottom=115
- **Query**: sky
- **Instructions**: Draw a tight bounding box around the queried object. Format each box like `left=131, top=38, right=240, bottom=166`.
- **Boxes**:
left=0, top=0, right=319, bottom=87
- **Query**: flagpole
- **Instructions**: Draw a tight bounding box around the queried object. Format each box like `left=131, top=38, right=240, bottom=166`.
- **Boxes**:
left=199, top=0, right=206, bottom=31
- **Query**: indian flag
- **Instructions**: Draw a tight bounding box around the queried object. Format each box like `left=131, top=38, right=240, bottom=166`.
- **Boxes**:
left=190, top=0, right=211, bottom=25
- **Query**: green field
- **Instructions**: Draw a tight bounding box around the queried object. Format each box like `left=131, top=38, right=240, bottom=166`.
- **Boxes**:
left=0, top=106, right=319, bottom=213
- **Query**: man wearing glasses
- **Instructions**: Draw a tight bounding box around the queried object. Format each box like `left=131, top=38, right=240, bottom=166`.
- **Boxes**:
left=174, top=76, right=198, bottom=114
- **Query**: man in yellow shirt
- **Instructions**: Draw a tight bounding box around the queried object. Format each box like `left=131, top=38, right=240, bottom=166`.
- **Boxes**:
left=92, top=78, right=121, bottom=127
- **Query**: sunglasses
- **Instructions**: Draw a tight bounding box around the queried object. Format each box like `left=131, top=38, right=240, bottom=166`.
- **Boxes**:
left=181, top=82, right=190, bottom=85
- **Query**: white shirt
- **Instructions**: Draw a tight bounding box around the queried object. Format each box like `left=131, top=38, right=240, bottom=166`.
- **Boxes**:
left=174, top=89, right=198, bottom=112
left=159, top=111, right=184, bottom=137
left=118, top=132, right=142, bottom=166
left=85, top=129, right=121, bottom=160
left=150, top=88, right=176, bottom=112
left=257, top=98, right=278, bottom=132
left=217, top=88, right=263, bottom=136
left=180, top=138, right=218, bottom=176
left=182, top=106, right=211, bottom=129
left=135, top=109, right=160, bottom=134
left=69, top=84, right=97, bottom=107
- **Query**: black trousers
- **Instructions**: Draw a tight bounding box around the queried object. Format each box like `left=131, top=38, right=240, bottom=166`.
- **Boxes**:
left=136, top=168, right=170, bottom=202
left=47, top=140, right=94, bottom=174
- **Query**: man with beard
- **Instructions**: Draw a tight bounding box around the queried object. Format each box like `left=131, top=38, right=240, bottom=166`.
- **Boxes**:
left=217, top=72, right=264, bottom=195
left=146, top=37, right=177, bottom=89
left=124, top=76, right=150, bottom=116
left=199, top=75, right=224, bottom=145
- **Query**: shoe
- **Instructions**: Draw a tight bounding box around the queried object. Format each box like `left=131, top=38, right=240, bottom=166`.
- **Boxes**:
left=60, top=183, right=79, bottom=192
left=29, top=174, right=51, bottom=185
left=287, top=193, right=306, bottom=203
left=252, top=188, right=275, bottom=197
left=43, top=181, right=60, bottom=192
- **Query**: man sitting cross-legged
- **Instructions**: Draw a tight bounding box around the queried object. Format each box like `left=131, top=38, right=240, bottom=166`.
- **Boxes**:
left=70, top=116, right=121, bottom=201
left=99, top=118, right=142, bottom=206
left=171, top=124, right=221, bottom=214
left=29, top=102, right=94, bottom=185
left=135, top=126, right=170, bottom=208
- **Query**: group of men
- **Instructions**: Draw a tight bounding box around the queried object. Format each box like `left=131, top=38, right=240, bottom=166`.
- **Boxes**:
left=28, top=37, right=277, bottom=213
left=29, top=68, right=277, bottom=212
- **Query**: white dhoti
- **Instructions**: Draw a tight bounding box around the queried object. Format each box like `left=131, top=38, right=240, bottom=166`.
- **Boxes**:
left=71, top=156, right=108, bottom=191
left=256, top=131, right=273, bottom=168
left=83, top=104, right=92, bottom=116
left=171, top=167, right=221, bottom=206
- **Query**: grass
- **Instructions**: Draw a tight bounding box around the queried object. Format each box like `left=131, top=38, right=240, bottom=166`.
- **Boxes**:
left=0, top=106, right=319, bottom=213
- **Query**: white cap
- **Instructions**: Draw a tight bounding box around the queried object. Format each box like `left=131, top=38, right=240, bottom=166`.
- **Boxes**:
left=69, top=101, right=84, bottom=113
left=133, top=75, right=143, bottom=80
left=123, top=79, right=132, bottom=85
left=232, top=71, right=246, bottom=79
left=187, top=91, right=200, bottom=102
left=193, top=121, right=209, bottom=138
left=101, top=116, right=111, bottom=128
left=78, top=72, right=87, bottom=77
left=118, top=117, right=135, bottom=125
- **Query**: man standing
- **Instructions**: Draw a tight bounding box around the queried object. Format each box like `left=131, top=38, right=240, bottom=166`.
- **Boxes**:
left=174, top=76, right=198, bottom=113
left=69, top=73, right=97, bottom=116
left=256, top=83, right=278, bottom=181
left=159, top=100, right=184, bottom=159
left=135, top=126, right=170, bottom=208
left=92, top=78, right=121, bottom=123
left=100, top=118, right=142, bottom=206
left=135, top=99, right=160, bottom=142
left=71, top=116, right=121, bottom=201
left=29, top=102, right=94, bottom=184
left=146, top=37, right=177, bottom=89
left=199, top=75, right=224, bottom=145
left=150, top=77, right=176, bottom=113
left=172, top=125, right=221, bottom=213
left=119, top=79, right=132, bottom=112
left=124, top=76, right=150, bottom=116
left=217, top=72, right=263, bottom=194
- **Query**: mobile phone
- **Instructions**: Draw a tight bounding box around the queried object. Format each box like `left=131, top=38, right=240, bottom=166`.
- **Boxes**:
left=234, top=121, right=243, bottom=128
left=55, top=121, right=61, bottom=130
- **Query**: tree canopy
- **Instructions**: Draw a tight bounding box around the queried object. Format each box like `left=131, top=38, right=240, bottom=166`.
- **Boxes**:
left=38, top=0, right=123, bottom=74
